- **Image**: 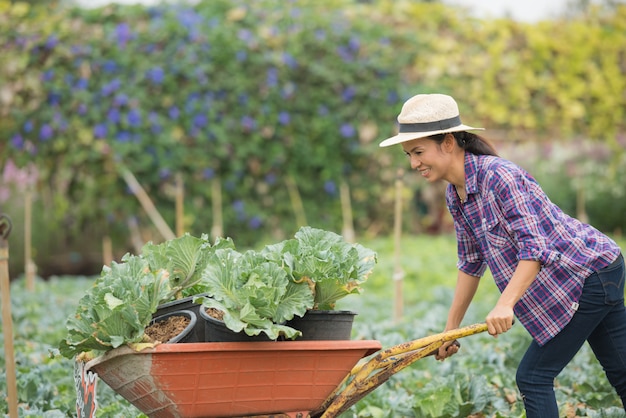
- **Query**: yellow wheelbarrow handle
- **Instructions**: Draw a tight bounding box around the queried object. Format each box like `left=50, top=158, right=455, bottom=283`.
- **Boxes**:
left=314, top=323, right=490, bottom=418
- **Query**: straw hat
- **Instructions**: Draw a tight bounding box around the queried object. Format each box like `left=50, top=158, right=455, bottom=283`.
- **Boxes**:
left=379, top=93, right=484, bottom=147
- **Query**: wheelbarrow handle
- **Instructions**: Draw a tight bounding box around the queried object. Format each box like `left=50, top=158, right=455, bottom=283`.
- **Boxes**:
left=424, top=339, right=460, bottom=357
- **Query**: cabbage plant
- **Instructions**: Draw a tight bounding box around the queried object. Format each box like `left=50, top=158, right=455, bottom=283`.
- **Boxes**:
left=262, top=226, right=378, bottom=310
left=59, top=234, right=233, bottom=360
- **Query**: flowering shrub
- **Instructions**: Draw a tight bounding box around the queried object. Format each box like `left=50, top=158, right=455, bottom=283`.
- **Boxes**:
left=1, top=0, right=625, bottom=274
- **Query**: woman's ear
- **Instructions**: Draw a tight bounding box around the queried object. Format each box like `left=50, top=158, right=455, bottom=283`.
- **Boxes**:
left=442, top=133, right=456, bottom=152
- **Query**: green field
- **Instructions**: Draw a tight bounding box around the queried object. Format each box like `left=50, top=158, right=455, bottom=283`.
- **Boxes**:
left=1, top=234, right=625, bottom=417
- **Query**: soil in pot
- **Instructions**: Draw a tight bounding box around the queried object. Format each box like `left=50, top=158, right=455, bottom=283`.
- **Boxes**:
left=154, top=294, right=207, bottom=342
left=146, top=310, right=197, bottom=344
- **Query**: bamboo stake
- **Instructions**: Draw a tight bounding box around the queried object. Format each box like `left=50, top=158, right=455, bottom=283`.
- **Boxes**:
left=340, top=180, right=355, bottom=243
left=102, top=235, right=113, bottom=266
left=24, top=189, right=35, bottom=291
left=0, top=214, right=18, bottom=418
left=175, top=172, right=184, bottom=236
left=210, top=177, right=223, bottom=240
left=285, top=175, right=307, bottom=227
left=118, top=165, right=175, bottom=241
left=393, top=169, right=405, bottom=322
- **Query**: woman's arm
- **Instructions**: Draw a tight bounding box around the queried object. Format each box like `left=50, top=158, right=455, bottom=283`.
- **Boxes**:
left=436, top=270, right=481, bottom=360
left=486, top=259, right=540, bottom=336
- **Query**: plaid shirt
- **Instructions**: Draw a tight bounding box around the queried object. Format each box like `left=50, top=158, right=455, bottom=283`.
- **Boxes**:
left=446, top=153, right=620, bottom=346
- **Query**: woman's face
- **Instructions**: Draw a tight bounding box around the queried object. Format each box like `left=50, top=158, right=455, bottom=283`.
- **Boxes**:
left=401, top=136, right=452, bottom=183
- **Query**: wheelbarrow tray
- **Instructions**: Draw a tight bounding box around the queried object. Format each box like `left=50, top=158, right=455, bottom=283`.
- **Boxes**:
left=85, top=340, right=381, bottom=418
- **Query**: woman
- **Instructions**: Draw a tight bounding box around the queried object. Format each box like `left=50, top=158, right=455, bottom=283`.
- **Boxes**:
left=379, top=93, right=625, bottom=417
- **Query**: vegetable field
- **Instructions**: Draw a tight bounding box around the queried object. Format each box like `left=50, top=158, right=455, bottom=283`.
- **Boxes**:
left=2, top=234, right=626, bottom=417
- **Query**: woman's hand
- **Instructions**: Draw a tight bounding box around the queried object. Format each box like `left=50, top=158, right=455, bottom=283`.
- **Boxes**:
left=486, top=304, right=515, bottom=337
left=435, top=340, right=460, bottom=361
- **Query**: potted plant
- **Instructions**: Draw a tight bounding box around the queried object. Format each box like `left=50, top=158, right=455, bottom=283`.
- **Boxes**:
left=59, top=234, right=233, bottom=361
left=262, top=226, right=378, bottom=340
left=195, top=246, right=314, bottom=341
left=196, top=226, right=378, bottom=341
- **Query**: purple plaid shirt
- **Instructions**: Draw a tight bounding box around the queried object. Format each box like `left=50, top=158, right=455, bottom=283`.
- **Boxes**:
left=446, top=153, right=621, bottom=346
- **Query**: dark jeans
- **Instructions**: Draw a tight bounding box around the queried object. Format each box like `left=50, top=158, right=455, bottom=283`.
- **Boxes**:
left=516, top=254, right=626, bottom=418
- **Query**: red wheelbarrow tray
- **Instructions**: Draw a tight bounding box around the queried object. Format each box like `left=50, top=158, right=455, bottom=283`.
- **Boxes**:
left=84, top=323, right=488, bottom=418
left=85, top=339, right=381, bottom=418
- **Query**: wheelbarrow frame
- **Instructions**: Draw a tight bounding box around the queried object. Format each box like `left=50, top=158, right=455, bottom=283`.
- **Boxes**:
left=85, top=322, right=488, bottom=418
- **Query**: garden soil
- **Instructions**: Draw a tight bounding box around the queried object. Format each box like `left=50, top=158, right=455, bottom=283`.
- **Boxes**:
left=145, top=315, right=190, bottom=343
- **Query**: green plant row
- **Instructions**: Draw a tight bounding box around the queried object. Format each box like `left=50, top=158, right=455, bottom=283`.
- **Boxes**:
left=3, top=234, right=625, bottom=416
left=1, top=0, right=625, bottom=272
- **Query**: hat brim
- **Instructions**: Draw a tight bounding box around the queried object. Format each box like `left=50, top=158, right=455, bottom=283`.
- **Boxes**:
left=379, top=124, right=484, bottom=147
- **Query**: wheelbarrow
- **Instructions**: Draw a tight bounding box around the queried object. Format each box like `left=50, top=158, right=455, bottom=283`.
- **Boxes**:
left=85, top=322, right=489, bottom=418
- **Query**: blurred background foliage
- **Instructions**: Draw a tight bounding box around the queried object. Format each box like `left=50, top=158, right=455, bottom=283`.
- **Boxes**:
left=1, top=0, right=625, bottom=276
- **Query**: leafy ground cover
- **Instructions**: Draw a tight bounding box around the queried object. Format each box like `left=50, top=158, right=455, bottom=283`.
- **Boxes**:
left=1, top=234, right=625, bottom=417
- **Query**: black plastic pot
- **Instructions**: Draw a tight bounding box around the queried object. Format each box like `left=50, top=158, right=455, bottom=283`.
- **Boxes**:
left=198, top=307, right=274, bottom=342
left=149, top=310, right=197, bottom=344
left=286, top=310, right=357, bottom=340
left=154, top=294, right=207, bottom=342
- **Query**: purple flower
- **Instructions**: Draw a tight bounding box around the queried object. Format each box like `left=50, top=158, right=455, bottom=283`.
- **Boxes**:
left=342, top=86, right=356, bottom=103
left=340, top=123, right=355, bottom=138
left=115, top=23, right=133, bottom=48
left=75, top=78, right=89, bottom=90
left=102, top=60, right=118, bottom=73
left=39, top=124, right=53, bottom=141
left=236, top=50, right=247, bottom=62
left=318, top=105, right=329, bottom=116
left=93, top=124, right=107, bottom=139
left=348, top=36, right=360, bottom=52
left=266, top=67, right=279, bottom=88
left=159, top=168, right=171, bottom=179
left=101, top=78, right=121, bottom=96
left=177, top=9, right=203, bottom=31
left=146, top=67, right=165, bottom=84
left=23, top=120, right=33, bottom=133
left=42, top=70, right=54, bottom=82
left=238, top=29, right=254, bottom=43
left=168, top=106, right=180, bottom=120
left=248, top=216, right=262, bottom=230
left=387, top=90, right=399, bottom=104
left=241, top=115, right=256, bottom=131
left=324, top=180, right=337, bottom=195
left=193, top=114, right=208, bottom=129
left=47, top=91, right=62, bottom=105
left=281, top=52, right=297, bottom=69
left=265, top=173, right=277, bottom=185
left=127, top=108, right=142, bottom=127
left=336, top=45, right=354, bottom=62
left=202, top=168, right=215, bottom=179
left=78, top=103, right=87, bottom=115
left=233, top=200, right=245, bottom=213
left=45, top=35, right=58, bottom=49
left=107, top=108, right=120, bottom=124
left=315, top=29, right=326, bottom=41
left=113, top=93, right=128, bottom=107
left=149, top=112, right=161, bottom=134
left=10, top=134, right=24, bottom=150
left=278, top=111, right=290, bottom=125
left=116, top=131, right=132, bottom=142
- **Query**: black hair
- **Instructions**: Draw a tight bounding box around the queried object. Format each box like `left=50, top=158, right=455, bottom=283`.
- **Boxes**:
left=430, top=131, right=499, bottom=157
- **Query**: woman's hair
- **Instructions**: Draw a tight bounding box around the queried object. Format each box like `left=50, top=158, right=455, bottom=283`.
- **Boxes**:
left=430, top=131, right=499, bottom=156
